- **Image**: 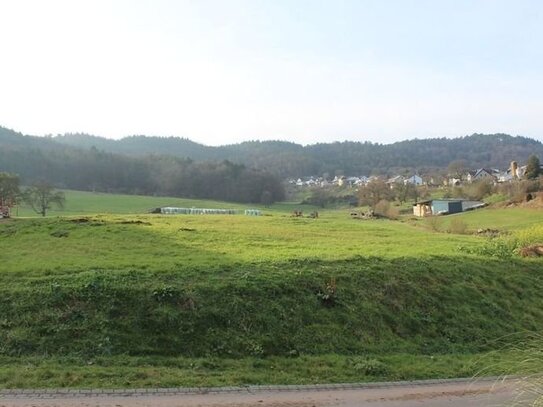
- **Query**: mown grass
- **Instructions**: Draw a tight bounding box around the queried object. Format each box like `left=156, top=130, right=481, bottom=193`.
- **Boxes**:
left=1, top=191, right=543, bottom=388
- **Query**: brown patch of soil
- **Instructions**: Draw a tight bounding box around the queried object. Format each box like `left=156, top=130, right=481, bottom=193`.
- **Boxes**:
left=519, top=245, right=543, bottom=257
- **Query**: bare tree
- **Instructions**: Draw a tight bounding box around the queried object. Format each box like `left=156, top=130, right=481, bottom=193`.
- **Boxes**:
left=447, top=159, right=467, bottom=180
left=23, top=182, right=65, bottom=217
left=358, top=179, right=393, bottom=209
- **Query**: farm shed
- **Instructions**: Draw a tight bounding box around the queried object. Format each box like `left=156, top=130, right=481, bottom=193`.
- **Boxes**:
left=461, top=200, right=487, bottom=211
left=413, top=199, right=485, bottom=217
left=432, top=200, right=463, bottom=215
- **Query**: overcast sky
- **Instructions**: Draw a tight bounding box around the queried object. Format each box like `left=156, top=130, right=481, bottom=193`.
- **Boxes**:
left=0, top=0, right=542, bottom=145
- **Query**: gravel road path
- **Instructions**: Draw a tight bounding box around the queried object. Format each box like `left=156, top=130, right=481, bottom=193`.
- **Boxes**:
left=0, top=378, right=531, bottom=407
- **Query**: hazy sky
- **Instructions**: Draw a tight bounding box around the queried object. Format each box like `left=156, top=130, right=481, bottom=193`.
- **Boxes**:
left=0, top=0, right=542, bottom=145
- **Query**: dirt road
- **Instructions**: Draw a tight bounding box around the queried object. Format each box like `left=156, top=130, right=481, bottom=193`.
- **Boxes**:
left=0, top=378, right=532, bottom=407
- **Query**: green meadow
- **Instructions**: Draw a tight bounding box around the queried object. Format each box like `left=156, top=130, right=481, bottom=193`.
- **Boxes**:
left=1, top=190, right=543, bottom=388
left=421, top=206, right=543, bottom=231
left=13, top=189, right=317, bottom=217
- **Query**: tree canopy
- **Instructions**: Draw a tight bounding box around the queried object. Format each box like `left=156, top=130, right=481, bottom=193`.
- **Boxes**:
left=358, top=179, right=393, bottom=209
left=0, top=127, right=285, bottom=204
left=3, top=127, right=543, bottom=179
left=0, top=172, right=20, bottom=205
left=525, top=155, right=541, bottom=180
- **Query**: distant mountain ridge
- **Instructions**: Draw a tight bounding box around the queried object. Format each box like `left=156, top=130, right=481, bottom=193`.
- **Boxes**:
left=2, top=126, right=543, bottom=178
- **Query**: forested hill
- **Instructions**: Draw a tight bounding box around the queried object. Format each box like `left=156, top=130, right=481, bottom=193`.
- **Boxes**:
left=54, top=131, right=543, bottom=177
left=0, top=127, right=285, bottom=204
left=2, top=126, right=543, bottom=178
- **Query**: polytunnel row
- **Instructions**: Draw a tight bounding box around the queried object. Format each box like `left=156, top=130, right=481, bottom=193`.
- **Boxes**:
left=160, top=207, right=261, bottom=216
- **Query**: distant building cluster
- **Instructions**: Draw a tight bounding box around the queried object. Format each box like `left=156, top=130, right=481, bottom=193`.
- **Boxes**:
left=287, top=174, right=424, bottom=188
left=287, top=159, right=543, bottom=190
left=447, top=161, right=543, bottom=186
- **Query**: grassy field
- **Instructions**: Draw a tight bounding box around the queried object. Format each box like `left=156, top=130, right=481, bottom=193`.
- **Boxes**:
left=1, top=190, right=543, bottom=388
left=419, top=206, right=543, bottom=231
left=14, top=189, right=318, bottom=217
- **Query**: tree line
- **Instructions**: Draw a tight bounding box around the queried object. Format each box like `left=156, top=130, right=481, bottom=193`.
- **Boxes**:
left=0, top=128, right=285, bottom=204
left=47, top=130, right=543, bottom=178
left=0, top=173, right=66, bottom=216
left=2, top=125, right=542, bottom=201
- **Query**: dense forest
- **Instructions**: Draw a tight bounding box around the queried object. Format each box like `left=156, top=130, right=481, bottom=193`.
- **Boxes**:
left=0, top=127, right=284, bottom=204
left=52, top=130, right=543, bottom=177
left=2, top=126, right=543, bottom=202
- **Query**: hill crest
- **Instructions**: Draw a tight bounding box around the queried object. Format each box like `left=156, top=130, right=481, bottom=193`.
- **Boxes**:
left=2, top=125, right=542, bottom=177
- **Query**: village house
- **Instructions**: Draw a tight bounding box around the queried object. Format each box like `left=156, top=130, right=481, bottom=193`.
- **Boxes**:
left=386, top=175, right=404, bottom=188
left=345, top=176, right=361, bottom=186
left=404, top=174, right=423, bottom=186
left=465, top=168, right=499, bottom=183
left=354, top=176, right=370, bottom=186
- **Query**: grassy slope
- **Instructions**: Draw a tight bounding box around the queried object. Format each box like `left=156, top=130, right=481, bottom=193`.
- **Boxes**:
left=1, top=192, right=543, bottom=387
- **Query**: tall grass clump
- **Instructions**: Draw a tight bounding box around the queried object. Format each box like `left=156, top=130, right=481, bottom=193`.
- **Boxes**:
left=473, top=333, right=543, bottom=406
left=514, top=225, right=543, bottom=248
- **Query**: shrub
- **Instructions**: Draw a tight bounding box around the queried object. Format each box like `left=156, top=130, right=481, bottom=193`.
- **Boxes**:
left=460, top=238, right=516, bottom=259
left=497, top=179, right=541, bottom=202
left=514, top=224, right=543, bottom=248
left=374, top=200, right=399, bottom=219
left=317, top=277, right=337, bottom=307
left=448, top=218, right=468, bottom=234
left=152, top=286, right=177, bottom=303
left=458, top=226, right=543, bottom=258
left=427, top=216, right=442, bottom=232
left=348, top=357, right=389, bottom=376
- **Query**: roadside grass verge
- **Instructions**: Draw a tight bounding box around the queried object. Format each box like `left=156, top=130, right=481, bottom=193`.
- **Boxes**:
left=0, top=351, right=533, bottom=389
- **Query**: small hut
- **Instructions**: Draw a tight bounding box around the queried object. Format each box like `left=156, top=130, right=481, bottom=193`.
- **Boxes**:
left=413, top=200, right=432, bottom=217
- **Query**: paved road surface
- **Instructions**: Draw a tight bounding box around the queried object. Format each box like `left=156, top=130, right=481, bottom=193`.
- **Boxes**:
left=0, top=378, right=533, bottom=407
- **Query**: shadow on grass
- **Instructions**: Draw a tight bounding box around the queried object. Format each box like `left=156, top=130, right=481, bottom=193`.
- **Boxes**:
left=0, top=250, right=542, bottom=359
